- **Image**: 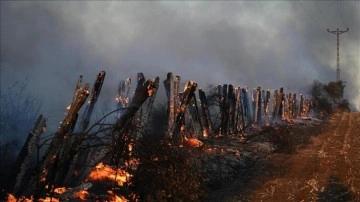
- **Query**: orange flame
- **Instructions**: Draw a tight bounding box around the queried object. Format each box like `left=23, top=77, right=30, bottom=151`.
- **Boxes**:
left=73, top=190, right=89, bottom=200
left=53, top=187, right=67, bottom=194
left=6, top=194, right=32, bottom=202
left=39, top=197, right=60, bottom=202
left=202, top=129, right=208, bottom=138
left=107, top=190, right=128, bottom=202
left=184, top=138, right=204, bottom=148
left=88, top=162, right=128, bottom=186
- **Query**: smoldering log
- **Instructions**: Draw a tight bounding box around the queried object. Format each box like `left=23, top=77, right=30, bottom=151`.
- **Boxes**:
left=164, top=73, right=176, bottom=139
left=81, top=71, right=106, bottom=132
left=60, top=71, right=106, bottom=186
left=116, top=78, right=131, bottom=119
left=136, top=77, right=160, bottom=135
left=187, top=93, right=202, bottom=138
left=10, top=114, right=46, bottom=195
left=171, top=81, right=198, bottom=144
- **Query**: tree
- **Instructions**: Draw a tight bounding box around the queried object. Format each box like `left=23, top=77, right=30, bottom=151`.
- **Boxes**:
left=324, top=81, right=345, bottom=105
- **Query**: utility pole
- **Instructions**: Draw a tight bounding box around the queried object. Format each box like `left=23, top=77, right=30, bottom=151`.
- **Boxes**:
left=327, top=28, right=349, bottom=82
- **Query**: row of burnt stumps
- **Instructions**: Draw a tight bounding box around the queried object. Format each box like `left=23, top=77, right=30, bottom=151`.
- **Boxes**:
left=5, top=71, right=315, bottom=200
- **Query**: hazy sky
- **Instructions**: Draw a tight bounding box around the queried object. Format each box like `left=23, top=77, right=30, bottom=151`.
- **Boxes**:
left=1, top=1, right=359, bottom=128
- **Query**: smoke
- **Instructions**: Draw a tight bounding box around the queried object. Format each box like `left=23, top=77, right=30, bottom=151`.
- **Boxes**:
left=1, top=1, right=359, bottom=131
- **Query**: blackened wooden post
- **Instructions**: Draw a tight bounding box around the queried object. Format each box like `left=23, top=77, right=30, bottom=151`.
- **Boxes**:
left=251, top=88, right=257, bottom=122
left=221, top=84, right=228, bottom=136
left=241, top=87, right=251, bottom=124
left=10, top=114, right=46, bottom=195
left=299, top=94, right=304, bottom=117
left=198, top=89, right=212, bottom=138
left=273, top=90, right=279, bottom=122
left=227, top=84, right=235, bottom=135
left=279, top=87, right=284, bottom=120
left=293, top=93, right=297, bottom=119
left=256, top=87, right=262, bottom=123
left=234, top=87, right=241, bottom=132
left=164, top=73, right=175, bottom=139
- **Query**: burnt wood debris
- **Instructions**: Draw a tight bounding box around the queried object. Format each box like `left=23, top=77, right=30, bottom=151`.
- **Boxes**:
left=6, top=71, right=316, bottom=199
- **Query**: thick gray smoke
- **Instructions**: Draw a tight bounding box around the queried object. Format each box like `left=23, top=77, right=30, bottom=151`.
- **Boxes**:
left=1, top=1, right=359, bottom=132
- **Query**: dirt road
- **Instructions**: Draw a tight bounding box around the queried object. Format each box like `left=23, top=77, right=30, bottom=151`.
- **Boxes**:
left=214, top=112, right=360, bottom=201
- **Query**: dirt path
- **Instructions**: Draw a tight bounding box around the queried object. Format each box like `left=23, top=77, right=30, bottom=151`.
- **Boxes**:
left=213, top=112, right=360, bottom=202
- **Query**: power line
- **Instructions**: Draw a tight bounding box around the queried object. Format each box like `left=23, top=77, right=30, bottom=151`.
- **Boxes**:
left=336, top=1, right=348, bottom=29
left=297, top=0, right=327, bottom=30
left=315, top=1, right=331, bottom=28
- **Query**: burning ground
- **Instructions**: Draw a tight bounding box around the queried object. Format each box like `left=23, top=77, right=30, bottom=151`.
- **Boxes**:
left=1, top=70, right=358, bottom=201
left=4, top=111, right=360, bottom=201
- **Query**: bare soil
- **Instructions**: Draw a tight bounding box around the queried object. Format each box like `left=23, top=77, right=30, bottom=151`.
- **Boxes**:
left=209, top=112, right=360, bottom=202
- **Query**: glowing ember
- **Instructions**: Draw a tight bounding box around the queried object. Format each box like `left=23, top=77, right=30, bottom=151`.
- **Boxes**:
left=6, top=194, right=32, bottom=202
left=88, top=162, right=128, bottom=186
left=73, top=190, right=89, bottom=200
left=184, top=138, right=204, bottom=148
left=6, top=194, right=16, bottom=202
left=54, top=187, right=67, bottom=194
left=107, top=190, right=128, bottom=202
left=39, top=197, right=60, bottom=202
left=202, top=129, right=208, bottom=138
left=147, top=88, right=154, bottom=96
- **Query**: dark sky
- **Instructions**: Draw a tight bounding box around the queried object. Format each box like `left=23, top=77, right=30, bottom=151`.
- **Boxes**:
left=1, top=1, right=359, bottom=130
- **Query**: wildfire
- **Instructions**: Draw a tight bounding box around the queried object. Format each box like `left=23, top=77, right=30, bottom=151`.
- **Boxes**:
left=39, top=197, right=60, bottom=202
left=107, top=190, right=128, bottom=202
left=73, top=190, right=89, bottom=200
left=184, top=137, right=204, bottom=148
left=88, top=162, right=129, bottom=186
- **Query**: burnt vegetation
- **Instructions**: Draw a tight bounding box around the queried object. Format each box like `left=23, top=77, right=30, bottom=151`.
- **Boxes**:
left=0, top=72, right=356, bottom=201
